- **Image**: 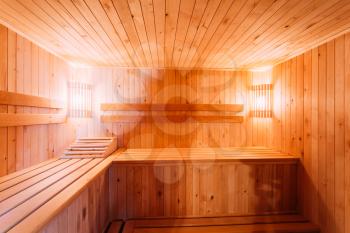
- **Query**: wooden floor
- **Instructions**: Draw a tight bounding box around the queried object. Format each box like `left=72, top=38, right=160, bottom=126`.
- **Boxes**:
left=107, top=215, right=319, bottom=233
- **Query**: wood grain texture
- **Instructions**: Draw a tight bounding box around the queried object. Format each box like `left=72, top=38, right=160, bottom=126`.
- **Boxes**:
left=0, top=1, right=349, bottom=69
left=121, top=216, right=319, bottom=233
left=109, top=148, right=298, bottom=219
left=101, top=103, right=244, bottom=112
left=37, top=165, right=110, bottom=233
left=115, top=147, right=299, bottom=163
left=0, top=24, right=75, bottom=177
left=0, top=154, right=118, bottom=233
left=74, top=68, right=271, bottom=149
left=0, top=113, right=66, bottom=127
left=0, top=90, right=64, bottom=108
left=101, top=114, right=244, bottom=124
left=119, top=215, right=319, bottom=233
left=271, top=31, right=350, bottom=233
left=62, top=137, right=118, bottom=158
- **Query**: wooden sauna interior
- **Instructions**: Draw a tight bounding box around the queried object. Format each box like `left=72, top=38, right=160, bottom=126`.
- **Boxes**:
left=0, top=0, right=350, bottom=232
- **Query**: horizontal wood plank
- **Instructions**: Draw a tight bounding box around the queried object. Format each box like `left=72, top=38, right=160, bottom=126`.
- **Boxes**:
left=0, top=159, right=58, bottom=184
left=113, top=147, right=299, bottom=164
left=0, top=159, right=68, bottom=192
left=0, top=91, right=64, bottom=108
left=125, top=215, right=309, bottom=227
left=125, top=222, right=319, bottom=233
left=101, top=103, right=244, bottom=112
left=61, top=137, right=117, bottom=159
left=7, top=154, right=119, bottom=233
left=0, top=113, right=66, bottom=127
left=120, top=215, right=319, bottom=232
left=101, top=114, right=244, bottom=123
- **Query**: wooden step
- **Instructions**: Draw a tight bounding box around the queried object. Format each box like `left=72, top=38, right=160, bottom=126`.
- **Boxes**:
left=61, top=137, right=117, bottom=159
left=64, top=151, right=104, bottom=155
left=67, top=147, right=107, bottom=151
left=118, top=215, right=319, bottom=233
left=70, top=143, right=110, bottom=148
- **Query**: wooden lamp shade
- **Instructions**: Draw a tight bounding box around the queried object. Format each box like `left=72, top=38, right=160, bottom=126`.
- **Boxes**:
left=250, top=84, right=272, bottom=118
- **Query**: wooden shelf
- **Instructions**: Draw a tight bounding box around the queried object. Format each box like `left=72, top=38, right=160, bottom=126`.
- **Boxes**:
left=101, top=103, right=244, bottom=123
left=101, top=114, right=243, bottom=123
left=101, top=103, right=243, bottom=112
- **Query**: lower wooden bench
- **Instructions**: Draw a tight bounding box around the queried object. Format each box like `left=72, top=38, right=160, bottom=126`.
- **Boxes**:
left=110, top=215, right=319, bottom=233
left=0, top=147, right=305, bottom=233
left=110, top=147, right=300, bottom=220
left=0, top=149, right=123, bottom=233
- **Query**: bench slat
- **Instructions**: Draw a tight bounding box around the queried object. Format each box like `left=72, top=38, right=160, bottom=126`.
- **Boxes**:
left=0, top=159, right=68, bottom=192
left=0, top=159, right=58, bottom=184
left=8, top=155, right=118, bottom=233
left=0, top=159, right=101, bottom=232
left=0, top=159, right=78, bottom=203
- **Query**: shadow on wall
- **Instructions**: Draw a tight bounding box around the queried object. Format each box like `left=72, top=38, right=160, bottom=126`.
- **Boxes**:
left=81, top=68, right=262, bottom=148
left=298, top=161, right=335, bottom=233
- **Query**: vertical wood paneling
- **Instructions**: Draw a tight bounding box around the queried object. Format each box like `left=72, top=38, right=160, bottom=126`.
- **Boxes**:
left=310, top=47, right=319, bottom=225
left=0, top=24, right=8, bottom=176
left=334, top=35, right=345, bottom=233
left=344, top=32, right=350, bottom=233
left=15, top=34, right=24, bottom=171
left=326, top=40, right=335, bottom=233
left=302, top=50, right=312, bottom=217
left=109, top=162, right=298, bottom=219
left=272, top=32, right=350, bottom=233
left=7, top=29, right=16, bottom=174
left=41, top=169, right=109, bottom=233
left=0, top=25, right=74, bottom=177
left=75, top=68, right=272, bottom=148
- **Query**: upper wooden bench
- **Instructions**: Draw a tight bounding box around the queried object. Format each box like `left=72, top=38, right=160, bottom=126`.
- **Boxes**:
left=0, top=150, right=122, bottom=233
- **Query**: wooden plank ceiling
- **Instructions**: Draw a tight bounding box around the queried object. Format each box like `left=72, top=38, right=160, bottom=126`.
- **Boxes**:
left=0, top=0, right=349, bottom=69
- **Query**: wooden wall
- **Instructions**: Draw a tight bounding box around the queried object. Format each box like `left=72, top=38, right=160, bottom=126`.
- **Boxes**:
left=109, top=161, right=297, bottom=219
left=0, top=24, right=75, bottom=177
left=40, top=169, right=109, bottom=233
left=271, top=32, right=350, bottom=233
left=73, top=68, right=272, bottom=149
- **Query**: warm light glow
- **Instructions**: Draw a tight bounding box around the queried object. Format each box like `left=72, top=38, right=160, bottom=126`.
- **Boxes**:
left=68, top=81, right=92, bottom=118
left=68, top=61, right=92, bottom=68
left=250, top=84, right=272, bottom=118
left=249, top=66, right=273, bottom=72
